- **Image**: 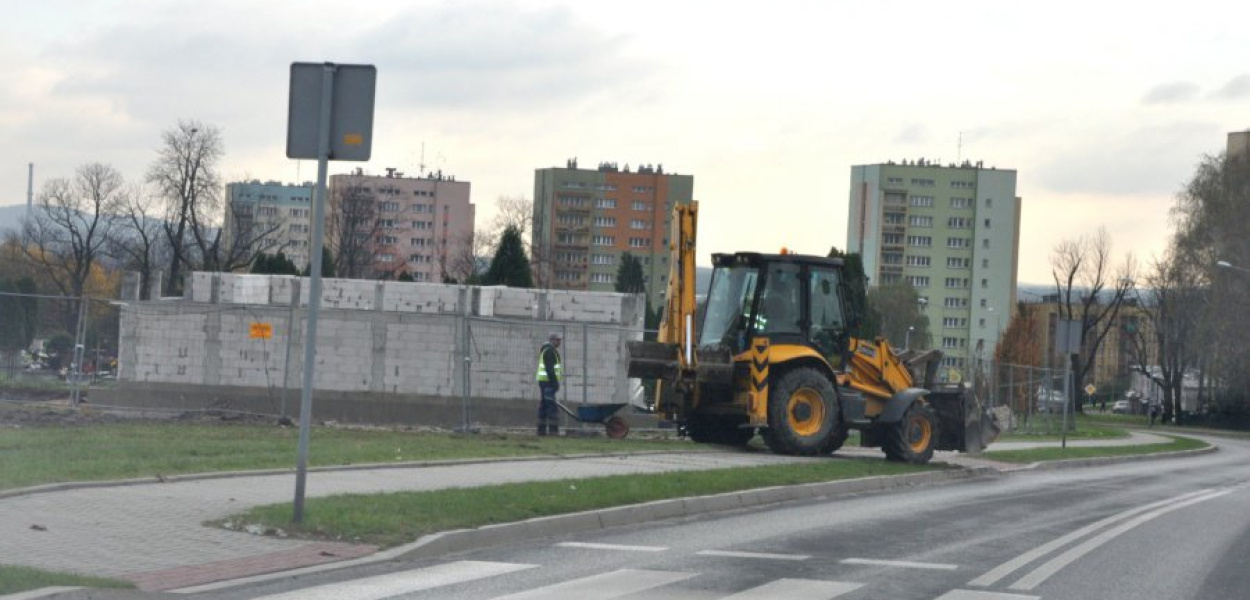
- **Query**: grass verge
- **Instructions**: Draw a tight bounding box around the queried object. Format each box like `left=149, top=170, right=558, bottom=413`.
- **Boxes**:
left=983, top=435, right=1207, bottom=463
left=0, top=418, right=692, bottom=491
left=223, top=460, right=937, bottom=548
left=996, top=424, right=1129, bottom=443
left=0, top=564, right=133, bottom=595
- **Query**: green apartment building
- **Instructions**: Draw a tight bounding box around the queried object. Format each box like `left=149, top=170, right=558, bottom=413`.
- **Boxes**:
left=847, top=160, right=1021, bottom=379
left=533, top=160, right=694, bottom=308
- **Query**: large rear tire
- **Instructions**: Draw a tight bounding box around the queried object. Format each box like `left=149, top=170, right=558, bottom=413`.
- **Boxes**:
left=883, top=401, right=938, bottom=464
left=761, top=367, right=839, bottom=455
left=822, top=424, right=850, bottom=454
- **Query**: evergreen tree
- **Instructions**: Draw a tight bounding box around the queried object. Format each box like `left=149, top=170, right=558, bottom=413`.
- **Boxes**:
left=397, top=271, right=414, bottom=282
left=250, top=253, right=271, bottom=274
left=483, top=226, right=534, bottom=288
left=615, top=253, right=647, bottom=294
left=272, top=252, right=299, bottom=275
left=301, top=247, right=336, bottom=278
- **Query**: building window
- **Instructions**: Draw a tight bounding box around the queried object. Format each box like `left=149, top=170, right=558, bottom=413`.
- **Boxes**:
left=911, top=178, right=935, bottom=187
left=880, top=273, right=902, bottom=285
left=591, top=254, right=615, bottom=265
left=595, top=198, right=617, bottom=209
left=947, top=257, right=970, bottom=269
left=379, top=201, right=400, bottom=212
left=906, top=275, right=929, bottom=288
left=558, top=195, right=590, bottom=207
left=909, top=215, right=933, bottom=227
left=377, top=253, right=395, bottom=263
left=378, top=235, right=398, bottom=244
left=592, top=235, right=615, bottom=246
left=947, top=237, right=970, bottom=249
left=984, top=218, right=992, bottom=228
left=950, top=197, right=972, bottom=209
left=945, top=278, right=969, bottom=288
left=986, top=198, right=993, bottom=208
left=952, top=181, right=974, bottom=189
left=593, top=216, right=616, bottom=227
left=980, top=298, right=987, bottom=308
left=632, top=200, right=649, bottom=211
left=629, top=238, right=650, bottom=248
left=630, top=219, right=650, bottom=230
left=948, top=217, right=972, bottom=229
left=882, top=252, right=903, bottom=265
left=884, top=192, right=906, bottom=205
left=884, top=212, right=906, bottom=225
left=590, top=273, right=614, bottom=284
left=907, top=236, right=932, bottom=247
left=942, top=337, right=961, bottom=349
left=982, top=278, right=988, bottom=289
left=982, top=258, right=989, bottom=268
left=982, top=239, right=990, bottom=249
left=558, top=214, right=587, bottom=226
left=906, top=255, right=931, bottom=267
left=886, top=176, right=904, bottom=185
left=943, top=317, right=968, bottom=328
left=944, top=297, right=968, bottom=308
left=883, top=233, right=904, bottom=245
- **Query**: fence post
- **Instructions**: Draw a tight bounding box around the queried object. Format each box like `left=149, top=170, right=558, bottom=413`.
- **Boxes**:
left=280, top=283, right=300, bottom=418
left=460, top=294, right=472, bottom=432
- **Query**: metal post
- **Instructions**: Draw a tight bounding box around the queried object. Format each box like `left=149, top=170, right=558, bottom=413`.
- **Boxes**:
left=580, top=322, right=589, bottom=432
left=292, top=63, right=335, bottom=524
left=1062, top=358, right=1071, bottom=448
left=460, top=302, right=471, bottom=432
left=70, top=296, right=88, bottom=406
left=280, top=283, right=299, bottom=418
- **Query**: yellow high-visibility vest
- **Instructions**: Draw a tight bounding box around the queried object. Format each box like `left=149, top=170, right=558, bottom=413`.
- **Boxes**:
left=535, top=344, right=563, bottom=382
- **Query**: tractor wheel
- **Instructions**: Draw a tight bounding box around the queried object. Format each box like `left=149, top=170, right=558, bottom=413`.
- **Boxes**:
left=883, top=401, right=938, bottom=464
left=605, top=416, right=629, bottom=439
left=760, top=367, right=839, bottom=456
left=821, top=424, right=851, bottom=454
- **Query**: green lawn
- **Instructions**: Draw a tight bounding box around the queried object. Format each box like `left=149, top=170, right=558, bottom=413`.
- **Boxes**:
left=0, top=416, right=693, bottom=491
left=225, top=459, right=938, bottom=548
left=996, top=423, right=1129, bottom=443
left=0, top=565, right=132, bottom=595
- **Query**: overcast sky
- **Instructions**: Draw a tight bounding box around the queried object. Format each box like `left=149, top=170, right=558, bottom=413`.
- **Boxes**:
left=3, top=0, right=1247, bottom=283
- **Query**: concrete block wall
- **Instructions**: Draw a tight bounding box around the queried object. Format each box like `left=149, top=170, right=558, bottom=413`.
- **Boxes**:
left=118, top=273, right=645, bottom=416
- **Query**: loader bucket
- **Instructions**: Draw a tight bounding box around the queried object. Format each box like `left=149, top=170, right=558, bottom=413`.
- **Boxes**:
left=927, top=386, right=1002, bottom=453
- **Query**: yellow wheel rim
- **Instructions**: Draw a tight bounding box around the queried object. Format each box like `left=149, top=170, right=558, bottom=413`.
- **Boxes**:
left=787, top=388, right=825, bottom=437
left=906, top=414, right=933, bottom=453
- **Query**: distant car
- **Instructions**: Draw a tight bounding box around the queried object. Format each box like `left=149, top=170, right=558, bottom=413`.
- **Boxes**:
left=1112, top=400, right=1130, bottom=414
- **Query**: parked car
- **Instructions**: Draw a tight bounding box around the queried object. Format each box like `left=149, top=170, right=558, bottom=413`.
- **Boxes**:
left=1112, top=400, right=1130, bottom=414
left=1035, top=389, right=1068, bottom=413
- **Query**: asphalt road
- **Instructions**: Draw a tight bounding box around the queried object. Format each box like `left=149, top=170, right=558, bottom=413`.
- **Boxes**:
left=190, top=434, right=1250, bottom=600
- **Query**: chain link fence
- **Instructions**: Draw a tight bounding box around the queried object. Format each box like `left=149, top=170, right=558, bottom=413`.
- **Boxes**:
left=0, top=292, right=122, bottom=404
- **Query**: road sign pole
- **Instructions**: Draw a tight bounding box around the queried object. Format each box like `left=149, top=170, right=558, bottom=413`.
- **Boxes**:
left=293, top=63, right=335, bottom=524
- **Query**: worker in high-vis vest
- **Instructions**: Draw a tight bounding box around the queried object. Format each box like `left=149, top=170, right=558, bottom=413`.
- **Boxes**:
left=535, top=331, right=564, bottom=436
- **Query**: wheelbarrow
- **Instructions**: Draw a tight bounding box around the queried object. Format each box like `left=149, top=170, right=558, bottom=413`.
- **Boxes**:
left=554, top=400, right=630, bottom=439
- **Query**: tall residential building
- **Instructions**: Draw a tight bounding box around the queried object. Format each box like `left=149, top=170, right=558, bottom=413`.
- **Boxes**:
left=533, top=160, right=694, bottom=307
left=847, top=159, right=1021, bottom=378
left=223, top=180, right=316, bottom=269
left=328, top=168, right=474, bottom=282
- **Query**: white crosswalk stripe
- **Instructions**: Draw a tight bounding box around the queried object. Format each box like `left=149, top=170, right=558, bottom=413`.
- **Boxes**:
left=249, top=560, right=536, bottom=600
left=488, top=569, right=696, bottom=599
left=718, top=578, right=863, bottom=600
left=933, top=590, right=1040, bottom=600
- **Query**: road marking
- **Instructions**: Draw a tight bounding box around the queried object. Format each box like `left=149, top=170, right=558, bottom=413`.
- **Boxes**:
left=488, top=569, right=695, bottom=599
left=933, top=590, right=1039, bottom=600
left=718, top=578, right=862, bottom=599
left=969, top=488, right=1217, bottom=587
left=1009, top=488, right=1233, bottom=590
left=250, top=561, right=536, bottom=600
left=698, top=549, right=811, bottom=561
left=841, top=557, right=959, bottom=570
left=555, top=541, right=668, bottom=552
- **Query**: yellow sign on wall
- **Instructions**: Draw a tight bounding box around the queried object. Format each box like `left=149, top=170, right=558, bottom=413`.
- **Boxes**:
left=250, top=322, right=273, bottom=339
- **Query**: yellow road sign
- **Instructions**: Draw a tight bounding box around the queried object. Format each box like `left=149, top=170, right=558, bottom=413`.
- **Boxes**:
left=250, top=322, right=273, bottom=339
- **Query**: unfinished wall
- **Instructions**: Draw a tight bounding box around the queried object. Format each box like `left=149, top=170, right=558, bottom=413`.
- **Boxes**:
left=112, top=273, right=645, bottom=424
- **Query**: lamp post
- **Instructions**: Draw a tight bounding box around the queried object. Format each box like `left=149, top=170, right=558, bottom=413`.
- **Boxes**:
left=905, top=325, right=914, bottom=350
left=1217, top=260, right=1250, bottom=275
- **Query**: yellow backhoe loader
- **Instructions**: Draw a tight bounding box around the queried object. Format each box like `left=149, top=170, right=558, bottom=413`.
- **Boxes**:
left=627, top=202, right=1000, bottom=463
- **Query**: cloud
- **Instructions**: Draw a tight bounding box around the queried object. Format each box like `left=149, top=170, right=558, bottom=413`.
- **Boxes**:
left=1141, top=82, right=1200, bottom=105
left=893, top=123, right=927, bottom=144
left=1212, top=74, right=1250, bottom=100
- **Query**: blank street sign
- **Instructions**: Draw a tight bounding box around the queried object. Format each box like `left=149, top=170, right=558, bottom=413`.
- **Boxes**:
left=287, top=62, right=376, bottom=161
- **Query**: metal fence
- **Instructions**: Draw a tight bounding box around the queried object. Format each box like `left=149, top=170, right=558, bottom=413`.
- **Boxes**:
left=0, top=292, right=123, bottom=404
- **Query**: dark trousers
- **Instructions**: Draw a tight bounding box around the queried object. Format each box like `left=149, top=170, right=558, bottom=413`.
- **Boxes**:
left=537, top=382, right=559, bottom=435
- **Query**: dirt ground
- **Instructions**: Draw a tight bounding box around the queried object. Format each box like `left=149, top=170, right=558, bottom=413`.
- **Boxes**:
left=0, top=396, right=281, bottom=429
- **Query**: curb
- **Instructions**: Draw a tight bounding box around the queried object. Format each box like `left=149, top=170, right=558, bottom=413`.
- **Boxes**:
left=1014, top=443, right=1218, bottom=471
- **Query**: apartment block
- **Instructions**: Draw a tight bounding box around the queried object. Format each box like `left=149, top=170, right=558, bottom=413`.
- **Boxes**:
left=533, top=160, right=694, bottom=307
left=223, top=180, right=316, bottom=269
left=847, top=159, right=1021, bottom=379
left=328, top=168, right=474, bottom=282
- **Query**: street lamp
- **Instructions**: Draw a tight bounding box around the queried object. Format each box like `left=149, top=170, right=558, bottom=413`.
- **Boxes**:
left=1217, top=260, right=1250, bottom=275
left=905, top=325, right=915, bottom=350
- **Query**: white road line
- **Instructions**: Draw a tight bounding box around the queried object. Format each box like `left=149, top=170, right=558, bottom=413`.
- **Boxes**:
left=1009, top=488, right=1233, bottom=590
left=488, top=569, right=696, bottom=600
left=697, top=549, right=811, bottom=561
left=934, top=590, right=1040, bottom=600
left=555, top=541, right=668, bottom=552
left=250, top=561, right=536, bottom=600
left=840, top=557, right=959, bottom=570
left=718, top=578, right=862, bottom=600
left=969, top=488, right=1216, bottom=587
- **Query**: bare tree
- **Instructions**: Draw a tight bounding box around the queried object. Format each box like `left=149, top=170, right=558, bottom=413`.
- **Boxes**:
left=21, top=163, right=124, bottom=330
left=147, top=120, right=223, bottom=294
left=107, top=184, right=167, bottom=300
left=327, top=174, right=381, bottom=279
left=1127, top=252, right=1201, bottom=423
left=1050, top=227, right=1137, bottom=413
left=489, top=195, right=550, bottom=287
left=442, top=229, right=491, bottom=284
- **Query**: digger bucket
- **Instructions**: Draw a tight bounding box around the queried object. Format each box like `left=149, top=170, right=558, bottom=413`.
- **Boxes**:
left=927, top=385, right=1002, bottom=453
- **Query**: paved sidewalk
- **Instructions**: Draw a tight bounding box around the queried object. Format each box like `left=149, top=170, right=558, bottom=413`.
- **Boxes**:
left=0, top=430, right=1172, bottom=592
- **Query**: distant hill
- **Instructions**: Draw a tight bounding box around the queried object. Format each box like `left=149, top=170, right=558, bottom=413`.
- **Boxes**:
left=0, top=204, right=28, bottom=236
